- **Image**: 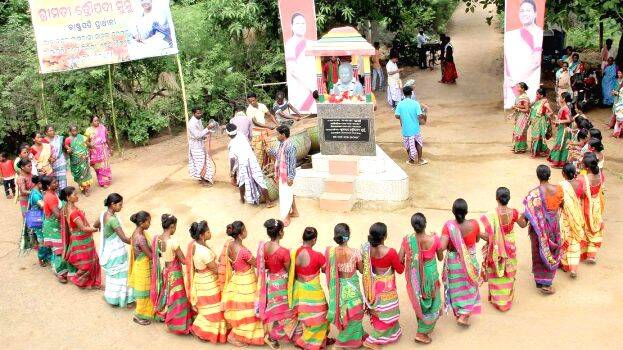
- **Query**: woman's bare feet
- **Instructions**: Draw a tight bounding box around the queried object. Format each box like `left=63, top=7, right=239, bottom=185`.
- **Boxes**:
left=228, top=335, right=247, bottom=348
left=264, top=335, right=280, bottom=349
left=363, top=340, right=380, bottom=350
left=540, top=286, right=556, bottom=295
left=133, top=317, right=151, bottom=326
left=457, top=314, right=470, bottom=327
left=415, top=333, right=432, bottom=344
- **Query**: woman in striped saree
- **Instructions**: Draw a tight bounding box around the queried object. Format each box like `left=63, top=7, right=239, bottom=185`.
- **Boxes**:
left=44, top=125, right=67, bottom=190
left=362, top=222, right=404, bottom=349
left=559, top=164, right=586, bottom=277
left=480, top=188, right=527, bottom=311
left=580, top=153, right=606, bottom=264
left=219, top=221, right=266, bottom=347
left=42, top=176, right=70, bottom=283
left=151, top=214, right=192, bottom=334
left=510, top=82, right=531, bottom=153
left=529, top=88, right=553, bottom=158
left=30, top=132, right=53, bottom=176
left=94, top=193, right=135, bottom=307
left=60, top=186, right=101, bottom=289
left=64, top=126, right=93, bottom=195
left=16, top=160, right=35, bottom=252
left=85, top=116, right=112, bottom=188
left=257, top=219, right=296, bottom=348
left=325, top=223, right=366, bottom=349
left=523, top=165, right=563, bottom=294
left=289, top=227, right=330, bottom=350
left=440, top=199, right=481, bottom=326
left=399, top=213, right=442, bottom=344
left=186, top=220, right=228, bottom=343
left=128, top=211, right=155, bottom=325
left=28, top=176, right=51, bottom=266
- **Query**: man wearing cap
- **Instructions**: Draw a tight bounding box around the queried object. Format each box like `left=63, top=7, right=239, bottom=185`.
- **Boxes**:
left=226, top=123, right=273, bottom=207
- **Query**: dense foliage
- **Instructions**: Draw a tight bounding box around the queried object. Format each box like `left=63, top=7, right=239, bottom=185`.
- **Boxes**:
left=0, top=0, right=456, bottom=153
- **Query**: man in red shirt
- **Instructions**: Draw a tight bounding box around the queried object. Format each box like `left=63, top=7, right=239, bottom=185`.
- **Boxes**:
left=0, top=152, right=16, bottom=199
left=322, top=56, right=339, bottom=92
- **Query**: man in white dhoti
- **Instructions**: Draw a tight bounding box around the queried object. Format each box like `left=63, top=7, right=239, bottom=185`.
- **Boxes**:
left=268, top=125, right=298, bottom=226
left=226, top=123, right=273, bottom=207
left=187, top=107, right=214, bottom=186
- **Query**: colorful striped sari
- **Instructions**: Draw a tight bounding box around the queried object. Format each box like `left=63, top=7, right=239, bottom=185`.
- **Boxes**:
left=28, top=188, right=51, bottom=263
left=442, top=221, right=481, bottom=317
left=128, top=232, right=155, bottom=321
left=49, top=135, right=67, bottom=190
left=287, top=252, right=329, bottom=350
left=185, top=242, right=227, bottom=343
left=403, top=235, right=441, bottom=333
left=219, top=240, right=265, bottom=345
left=99, top=213, right=135, bottom=307
left=512, top=93, right=531, bottom=153
left=523, top=187, right=562, bottom=286
left=581, top=174, right=605, bottom=260
left=480, top=211, right=517, bottom=311
left=43, top=195, right=69, bottom=278
left=256, top=242, right=297, bottom=342
left=66, top=134, right=93, bottom=191
left=151, top=235, right=192, bottom=334
left=326, top=246, right=366, bottom=348
left=85, top=124, right=112, bottom=187
left=62, top=207, right=101, bottom=289
left=529, top=99, right=549, bottom=157
left=361, top=242, right=402, bottom=345
left=559, top=180, right=586, bottom=273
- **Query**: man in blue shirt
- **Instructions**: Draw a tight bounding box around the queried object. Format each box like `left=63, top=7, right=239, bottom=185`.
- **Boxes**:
left=395, top=86, right=428, bottom=166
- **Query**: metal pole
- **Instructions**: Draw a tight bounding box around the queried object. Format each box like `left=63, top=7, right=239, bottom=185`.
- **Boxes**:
left=175, top=54, right=190, bottom=145
left=107, top=64, right=122, bottom=155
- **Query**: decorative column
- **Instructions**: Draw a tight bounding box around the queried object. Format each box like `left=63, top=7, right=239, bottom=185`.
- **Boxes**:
left=363, top=56, right=371, bottom=102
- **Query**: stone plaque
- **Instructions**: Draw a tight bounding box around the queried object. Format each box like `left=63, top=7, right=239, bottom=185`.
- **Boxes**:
left=323, top=118, right=370, bottom=142
left=318, top=103, right=375, bottom=156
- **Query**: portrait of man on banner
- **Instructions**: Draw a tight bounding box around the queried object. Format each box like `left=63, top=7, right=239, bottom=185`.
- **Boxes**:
left=279, top=0, right=318, bottom=114
left=504, top=0, right=546, bottom=109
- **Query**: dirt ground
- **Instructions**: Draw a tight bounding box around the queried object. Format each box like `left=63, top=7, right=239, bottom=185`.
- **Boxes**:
left=1, top=5, right=621, bottom=350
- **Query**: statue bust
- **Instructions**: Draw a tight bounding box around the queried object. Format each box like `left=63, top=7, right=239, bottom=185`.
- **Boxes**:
left=329, top=62, right=364, bottom=102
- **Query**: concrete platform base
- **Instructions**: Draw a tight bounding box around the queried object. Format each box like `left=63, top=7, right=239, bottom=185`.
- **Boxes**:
left=293, top=145, right=409, bottom=211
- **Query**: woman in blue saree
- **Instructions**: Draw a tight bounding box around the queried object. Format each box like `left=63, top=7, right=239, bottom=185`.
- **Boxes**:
left=602, top=57, right=619, bottom=106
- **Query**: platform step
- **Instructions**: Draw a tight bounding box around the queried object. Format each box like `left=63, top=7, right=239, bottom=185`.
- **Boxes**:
left=319, top=192, right=355, bottom=212
left=328, top=159, right=359, bottom=176
left=324, top=175, right=356, bottom=194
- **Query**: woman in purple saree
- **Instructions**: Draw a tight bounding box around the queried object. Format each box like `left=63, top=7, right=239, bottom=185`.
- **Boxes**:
left=85, top=115, right=112, bottom=187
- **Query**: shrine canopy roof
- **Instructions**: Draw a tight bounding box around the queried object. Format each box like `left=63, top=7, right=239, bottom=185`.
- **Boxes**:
left=306, top=26, right=376, bottom=57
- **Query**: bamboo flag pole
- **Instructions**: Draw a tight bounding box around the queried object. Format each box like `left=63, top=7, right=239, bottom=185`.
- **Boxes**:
left=40, top=79, right=48, bottom=125
left=175, top=54, right=190, bottom=145
left=107, top=64, right=122, bottom=155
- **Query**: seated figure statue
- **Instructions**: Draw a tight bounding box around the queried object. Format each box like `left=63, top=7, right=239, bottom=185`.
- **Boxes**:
left=329, top=62, right=364, bottom=103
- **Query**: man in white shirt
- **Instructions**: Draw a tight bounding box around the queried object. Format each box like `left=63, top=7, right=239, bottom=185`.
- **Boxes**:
left=386, top=52, right=404, bottom=108
left=417, top=29, right=429, bottom=69
left=246, top=92, right=278, bottom=129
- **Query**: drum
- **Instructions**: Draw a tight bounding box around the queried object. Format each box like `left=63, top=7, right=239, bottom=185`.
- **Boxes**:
left=266, top=123, right=311, bottom=161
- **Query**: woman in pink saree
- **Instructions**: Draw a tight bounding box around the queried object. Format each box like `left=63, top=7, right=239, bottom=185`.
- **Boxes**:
left=85, top=116, right=112, bottom=187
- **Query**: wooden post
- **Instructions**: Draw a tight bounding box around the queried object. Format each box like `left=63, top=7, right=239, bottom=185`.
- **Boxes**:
left=175, top=54, right=190, bottom=145
left=107, top=64, right=122, bottom=155
left=599, top=21, right=604, bottom=51
left=40, top=79, right=48, bottom=125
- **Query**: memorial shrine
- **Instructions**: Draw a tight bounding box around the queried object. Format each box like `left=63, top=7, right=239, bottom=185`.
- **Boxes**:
left=293, top=27, right=409, bottom=211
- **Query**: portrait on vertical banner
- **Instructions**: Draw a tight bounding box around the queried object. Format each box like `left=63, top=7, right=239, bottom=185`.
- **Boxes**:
left=278, top=0, right=318, bottom=114
left=504, top=0, right=546, bottom=108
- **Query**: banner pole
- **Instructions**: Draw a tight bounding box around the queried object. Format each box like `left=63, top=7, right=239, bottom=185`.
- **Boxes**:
left=40, top=79, right=48, bottom=125
left=107, top=64, right=122, bottom=155
left=175, top=54, right=190, bottom=144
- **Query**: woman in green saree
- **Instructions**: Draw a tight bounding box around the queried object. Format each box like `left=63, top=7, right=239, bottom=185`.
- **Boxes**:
left=399, top=213, right=443, bottom=344
left=529, top=87, right=553, bottom=158
left=64, top=126, right=93, bottom=196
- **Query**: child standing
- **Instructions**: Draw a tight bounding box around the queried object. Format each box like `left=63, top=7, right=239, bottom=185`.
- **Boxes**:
left=0, top=152, right=16, bottom=199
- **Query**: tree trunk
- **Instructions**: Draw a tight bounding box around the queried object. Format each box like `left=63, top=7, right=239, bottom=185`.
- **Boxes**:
left=617, top=22, right=623, bottom=69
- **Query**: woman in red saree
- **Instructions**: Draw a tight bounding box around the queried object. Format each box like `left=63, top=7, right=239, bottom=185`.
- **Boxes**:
left=60, top=186, right=101, bottom=289
left=151, top=214, right=193, bottom=334
left=85, top=115, right=112, bottom=187
left=256, top=219, right=297, bottom=348
left=440, top=37, right=458, bottom=84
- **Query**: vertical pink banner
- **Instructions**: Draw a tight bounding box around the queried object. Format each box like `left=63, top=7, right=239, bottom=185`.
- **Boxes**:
left=504, top=0, right=546, bottom=109
left=278, top=0, right=318, bottom=113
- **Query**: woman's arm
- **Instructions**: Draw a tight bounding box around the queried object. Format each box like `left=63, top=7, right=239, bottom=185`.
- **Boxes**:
left=73, top=215, right=97, bottom=234
left=175, top=247, right=186, bottom=264
left=114, top=226, right=131, bottom=244
left=138, top=237, right=153, bottom=259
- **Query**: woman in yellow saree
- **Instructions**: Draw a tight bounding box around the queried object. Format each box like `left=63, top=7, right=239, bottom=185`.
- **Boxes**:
left=30, top=132, right=53, bottom=176
left=186, top=220, right=228, bottom=343
left=128, top=211, right=155, bottom=325
left=580, top=153, right=605, bottom=264
left=559, top=164, right=586, bottom=277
